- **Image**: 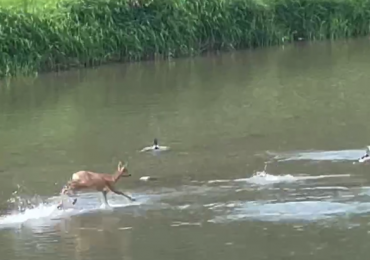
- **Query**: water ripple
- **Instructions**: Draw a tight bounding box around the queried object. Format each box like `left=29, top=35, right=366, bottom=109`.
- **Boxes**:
left=207, top=200, right=370, bottom=223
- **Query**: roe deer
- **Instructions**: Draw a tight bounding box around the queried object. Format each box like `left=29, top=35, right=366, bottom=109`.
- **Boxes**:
left=57, top=161, right=135, bottom=209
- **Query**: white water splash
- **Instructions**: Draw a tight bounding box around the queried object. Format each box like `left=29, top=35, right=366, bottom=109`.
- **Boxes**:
left=0, top=203, right=84, bottom=230
left=0, top=193, right=145, bottom=231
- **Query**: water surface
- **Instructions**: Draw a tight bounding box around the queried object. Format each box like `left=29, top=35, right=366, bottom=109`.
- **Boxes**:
left=1, top=38, right=370, bottom=260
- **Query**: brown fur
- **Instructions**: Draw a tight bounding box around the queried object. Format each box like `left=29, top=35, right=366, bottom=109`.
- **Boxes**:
left=57, top=161, right=134, bottom=209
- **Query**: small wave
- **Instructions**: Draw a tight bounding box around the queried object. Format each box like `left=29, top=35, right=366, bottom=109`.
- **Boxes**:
left=268, top=149, right=364, bottom=162
left=207, top=172, right=296, bottom=185
left=301, top=186, right=349, bottom=191
left=208, top=172, right=350, bottom=186
left=207, top=200, right=370, bottom=223
left=208, top=180, right=230, bottom=184
left=244, top=172, right=351, bottom=185
left=171, top=221, right=202, bottom=227
left=355, top=187, right=370, bottom=197
left=237, top=171, right=297, bottom=185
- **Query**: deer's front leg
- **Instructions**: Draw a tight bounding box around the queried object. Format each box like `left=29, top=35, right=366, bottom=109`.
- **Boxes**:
left=116, top=190, right=135, bottom=201
left=102, top=190, right=109, bottom=206
left=106, top=183, right=135, bottom=201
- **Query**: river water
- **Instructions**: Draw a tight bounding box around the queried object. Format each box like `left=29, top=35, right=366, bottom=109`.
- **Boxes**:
left=1, top=38, right=370, bottom=260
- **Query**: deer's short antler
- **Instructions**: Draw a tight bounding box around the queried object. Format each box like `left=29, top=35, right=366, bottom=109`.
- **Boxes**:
left=117, top=161, right=128, bottom=171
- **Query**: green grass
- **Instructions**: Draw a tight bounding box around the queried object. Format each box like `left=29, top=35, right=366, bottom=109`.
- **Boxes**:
left=0, top=0, right=59, bottom=13
left=0, top=0, right=370, bottom=78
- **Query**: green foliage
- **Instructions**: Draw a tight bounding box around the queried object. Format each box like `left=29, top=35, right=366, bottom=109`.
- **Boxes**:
left=0, top=0, right=370, bottom=78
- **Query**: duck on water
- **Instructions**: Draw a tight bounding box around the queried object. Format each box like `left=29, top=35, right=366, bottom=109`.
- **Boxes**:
left=358, top=146, right=370, bottom=163
left=138, top=138, right=168, bottom=182
left=140, top=138, right=169, bottom=152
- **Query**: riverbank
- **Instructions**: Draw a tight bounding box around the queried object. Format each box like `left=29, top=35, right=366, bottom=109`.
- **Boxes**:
left=1, top=0, right=370, bottom=78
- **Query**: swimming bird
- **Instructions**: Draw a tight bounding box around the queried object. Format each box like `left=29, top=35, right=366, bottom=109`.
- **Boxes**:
left=358, top=146, right=370, bottom=163
left=140, top=138, right=169, bottom=152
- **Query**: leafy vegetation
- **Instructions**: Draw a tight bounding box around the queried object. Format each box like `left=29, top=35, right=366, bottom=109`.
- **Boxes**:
left=0, top=0, right=370, bottom=78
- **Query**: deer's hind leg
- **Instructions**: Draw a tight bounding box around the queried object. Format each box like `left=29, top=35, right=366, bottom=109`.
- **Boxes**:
left=57, top=182, right=78, bottom=209
left=66, top=181, right=79, bottom=205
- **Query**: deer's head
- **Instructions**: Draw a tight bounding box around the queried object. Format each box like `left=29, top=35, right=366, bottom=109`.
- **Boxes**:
left=118, top=161, right=131, bottom=177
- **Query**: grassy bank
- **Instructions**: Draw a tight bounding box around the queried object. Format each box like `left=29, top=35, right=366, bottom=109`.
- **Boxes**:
left=1, top=0, right=370, bottom=78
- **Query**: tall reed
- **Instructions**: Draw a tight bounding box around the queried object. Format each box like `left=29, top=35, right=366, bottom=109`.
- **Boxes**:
left=0, top=0, right=370, bottom=78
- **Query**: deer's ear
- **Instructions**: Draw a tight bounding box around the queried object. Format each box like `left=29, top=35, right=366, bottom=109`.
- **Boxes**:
left=118, top=161, right=122, bottom=170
